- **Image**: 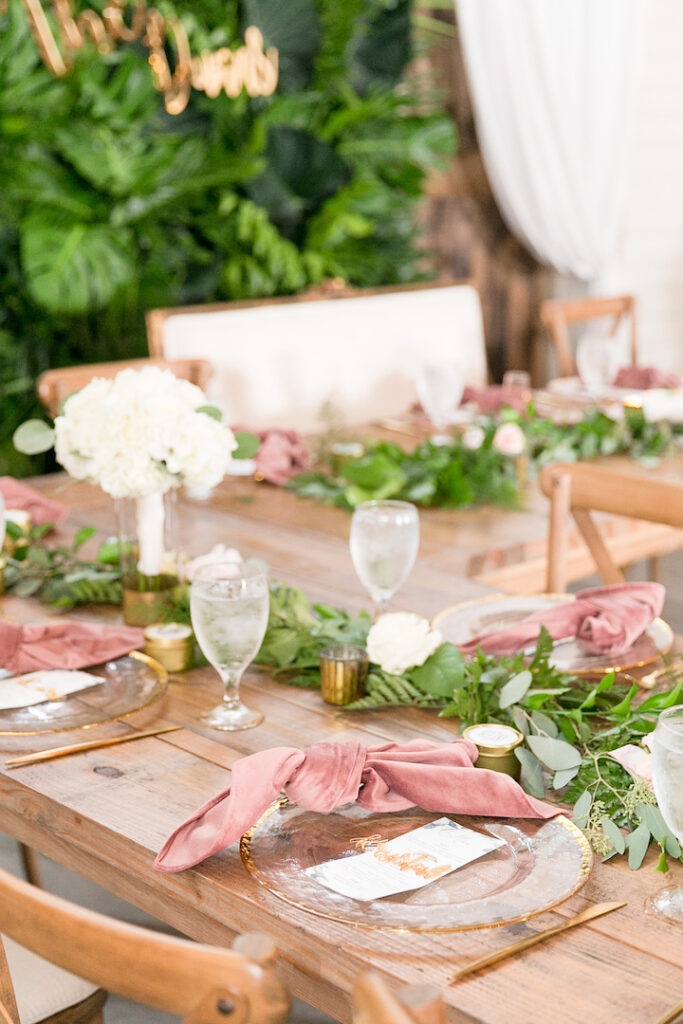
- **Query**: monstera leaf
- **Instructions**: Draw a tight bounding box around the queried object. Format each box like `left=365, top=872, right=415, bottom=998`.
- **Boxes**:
left=241, top=0, right=322, bottom=91
left=21, top=214, right=135, bottom=314
left=247, top=126, right=351, bottom=243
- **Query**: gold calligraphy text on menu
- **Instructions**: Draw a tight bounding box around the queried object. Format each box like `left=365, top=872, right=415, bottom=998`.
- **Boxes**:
left=18, top=0, right=279, bottom=114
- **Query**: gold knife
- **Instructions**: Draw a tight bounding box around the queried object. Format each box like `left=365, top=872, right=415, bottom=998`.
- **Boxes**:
left=4, top=725, right=182, bottom=768
left=654, top=1000, right=683, bottom=1024
left=448, top=901, right=627, bottom=983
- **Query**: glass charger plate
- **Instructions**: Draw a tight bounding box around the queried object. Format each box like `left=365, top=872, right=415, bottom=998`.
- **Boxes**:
left=240, top=800, right=592, bottom=932
left=432, top=594, right=673, bottom=675
left=0, top=652, right=167, bottom=735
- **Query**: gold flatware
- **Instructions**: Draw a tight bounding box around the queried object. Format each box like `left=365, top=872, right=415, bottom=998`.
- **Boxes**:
left=623, top=658, right=683, bottom=691
left=4, top=725, right=182, bottom=768
left=448, top=901, right=626, bottom=983
left=654, top=1000, right=683, bottom=1024
left=373, top=418, right=422, bottom=438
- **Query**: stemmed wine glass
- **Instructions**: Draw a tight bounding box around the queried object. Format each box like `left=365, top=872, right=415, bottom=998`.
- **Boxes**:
left=417, top=361, right=465, bottom=443
left=190, top=561, right=269, bottom=731
left=349, top=500, right=419, bottom=616
left=647, top=704, right=683, bottom=923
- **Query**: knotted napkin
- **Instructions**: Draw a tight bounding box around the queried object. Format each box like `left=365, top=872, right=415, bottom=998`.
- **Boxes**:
left=0, top=477, right=69, bottom=527
left=253, top=429, right=308, bottom=485
left=613, top=367, right=681, bottom=390
left=0, top=621, right=144, bottom=674
left=461, top=385, right=530, bottom=416
left=153, top=737, right=560, bottom=873
left=459, top=582, right=665, bottom=658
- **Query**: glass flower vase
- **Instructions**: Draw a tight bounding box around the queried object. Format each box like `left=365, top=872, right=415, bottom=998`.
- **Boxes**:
left=116, top=490, right=181, bottom=627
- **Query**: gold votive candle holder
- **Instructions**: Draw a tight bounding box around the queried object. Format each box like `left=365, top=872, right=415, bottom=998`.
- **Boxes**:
left=319, top=644, right=368, bottom=705
left=463, top=723, right=525, bottom=780
left=144, top=622, right=194, bottom=673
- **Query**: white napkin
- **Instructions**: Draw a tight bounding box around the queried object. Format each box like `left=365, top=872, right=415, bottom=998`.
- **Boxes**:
left=0, top=670, right=105, bottom=711
left=641, top=387, right=683, bottom=424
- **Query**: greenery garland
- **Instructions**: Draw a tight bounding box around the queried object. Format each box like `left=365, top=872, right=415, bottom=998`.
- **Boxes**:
left=5, top=531, right=682, bottom=871
left=287, top=405, right=682, bottom=510
left=255, top=583, right=683, bottom=871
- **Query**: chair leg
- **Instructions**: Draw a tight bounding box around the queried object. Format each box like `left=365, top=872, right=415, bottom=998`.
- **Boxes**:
left=546, top=471, right=572, bottom=594
left=18, top=844, right=42, bottom=888
left=646, top=555, right=660, bottom=583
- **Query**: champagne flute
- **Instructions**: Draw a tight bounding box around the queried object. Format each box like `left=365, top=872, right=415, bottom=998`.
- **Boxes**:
left=417, top=361, right=465, bottom=443
left=190, top=561, right=269, bottom=731
left=647, top=704, right=683, bottom=924
left=350, top=500, right=419, bottom=615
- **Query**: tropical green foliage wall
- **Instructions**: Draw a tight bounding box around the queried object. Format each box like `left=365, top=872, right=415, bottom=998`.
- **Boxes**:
left=0, top=0, right=455, bottom=474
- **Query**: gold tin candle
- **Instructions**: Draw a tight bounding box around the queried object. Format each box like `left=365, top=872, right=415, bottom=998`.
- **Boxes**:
left=143, top=622, right=194, bottom=673
left=463, top=723, right=525, bottom=780
left=319, top=644, right=368, bottom=705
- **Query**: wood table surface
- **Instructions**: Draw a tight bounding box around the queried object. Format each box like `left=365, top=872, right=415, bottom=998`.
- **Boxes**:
left=0, top=477, right=682, bottom=1023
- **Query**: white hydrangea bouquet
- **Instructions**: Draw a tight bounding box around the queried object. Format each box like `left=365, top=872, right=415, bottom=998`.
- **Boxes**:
left=53, top=366, right=237, bottom=581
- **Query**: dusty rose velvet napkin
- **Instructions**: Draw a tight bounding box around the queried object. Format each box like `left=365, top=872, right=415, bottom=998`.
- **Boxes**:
left=0, top=477, right=69, bottom=527
left=613, top=367, right=681, bottom=390
left=153, top=738, right=560, bottom=873
left=459, top=583, right=665, bottom=658
left=461, top=385, right=530, bottom=416
left=254, top=429, right=308, bottom=485
left=0, top=621, right=144, bottom=673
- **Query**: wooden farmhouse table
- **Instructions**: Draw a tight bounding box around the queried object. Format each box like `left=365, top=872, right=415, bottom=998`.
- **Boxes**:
left=0, top=476, right=682, bottom=1024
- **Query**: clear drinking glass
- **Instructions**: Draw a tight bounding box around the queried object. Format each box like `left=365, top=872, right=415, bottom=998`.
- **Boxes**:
left=575, top=334, right=622, bottom=393
left=647, top=704, right=683, bottom=924
left=190, top=561, right=270, bottom=731
left=349, top=500, right=419, bottom=615
left=417, top=361, right=465, bottom=443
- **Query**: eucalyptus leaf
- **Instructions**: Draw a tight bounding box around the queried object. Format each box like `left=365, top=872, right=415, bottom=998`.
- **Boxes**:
left=601, top=817, right=626, bottom=855
left=530, top=709, right=559, bottom=738
left=627, top=822, right=651, bottom=870
left=233, top=430, right=261, bottom=460
left=515, top=748, right=545, bottom=799
left=526, top=735, right=581, bottom=771
left=572, top=790, right=592, bottom=828
left=552, top=766, right=579, bottom=789
left=498, top=670, right=532, bottom=709
left=13, top=419, right=55, bottom=455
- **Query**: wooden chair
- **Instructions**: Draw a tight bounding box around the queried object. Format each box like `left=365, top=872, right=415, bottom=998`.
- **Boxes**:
left=0, top=865, right=290, bottom=1024
left=37, top=358, right=214, bottom=419
left=353, top=973, right=446, bottom=1024
left=146, top=279, right=488, bottom=432
left=540, top=462, right=683, bottom=593
left=539, top=295, right=637, bottom=378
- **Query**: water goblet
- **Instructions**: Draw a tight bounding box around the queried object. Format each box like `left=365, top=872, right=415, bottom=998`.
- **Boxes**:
left=349, top=500, right=419, bottom=616
left=647, top=704, right=683, bottom=924
left=190, top=560, right=269, bottom=731
left=576, top=333, right=622, bottom=394
left=417, top=361, right=465, bottom=443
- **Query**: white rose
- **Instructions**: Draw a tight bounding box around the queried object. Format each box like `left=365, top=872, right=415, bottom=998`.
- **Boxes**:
left=492, top=422, right=526, bottom=457
left=366, top=613, right=442, bottom=675
left=184, top=544, right=242, bottom=581
left=462, top=425, right=485, bottom=450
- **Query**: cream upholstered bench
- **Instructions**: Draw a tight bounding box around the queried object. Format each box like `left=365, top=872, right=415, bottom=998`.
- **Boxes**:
left=146, top=281, right=488, bottom=432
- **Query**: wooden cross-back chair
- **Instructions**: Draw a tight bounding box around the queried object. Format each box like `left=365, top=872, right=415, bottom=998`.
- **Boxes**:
left=539, top=295, right=637, bottom=378
left=37, top=358, right=214, bottom=419
left=540, top=462, right=683, bottom=593
left=353, top=973, right=446, bottom=1024
left=0, top=865, right=290, bottom=1024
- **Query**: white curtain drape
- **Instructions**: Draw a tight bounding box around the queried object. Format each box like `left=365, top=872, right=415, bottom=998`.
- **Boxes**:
left=456, top=0, right=647, bottom=281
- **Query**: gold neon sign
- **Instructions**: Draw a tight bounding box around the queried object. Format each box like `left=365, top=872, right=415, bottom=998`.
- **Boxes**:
left=18, top=0, right=278, bottom=114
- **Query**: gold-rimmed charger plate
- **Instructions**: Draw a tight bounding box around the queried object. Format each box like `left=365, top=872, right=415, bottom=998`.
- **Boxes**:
left=240, top=800, right=592, bottom=933
left=432, top=594, right=673, bottom=675
left=0, top=651, right=167, bottom=735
